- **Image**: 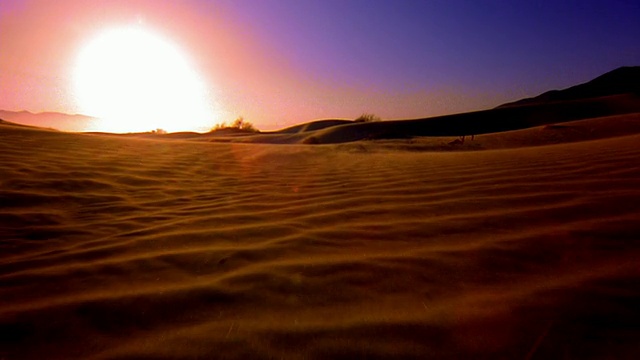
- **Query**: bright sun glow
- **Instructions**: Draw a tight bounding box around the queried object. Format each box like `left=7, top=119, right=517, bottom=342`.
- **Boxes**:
left=74, top=26, right=217, bottom=133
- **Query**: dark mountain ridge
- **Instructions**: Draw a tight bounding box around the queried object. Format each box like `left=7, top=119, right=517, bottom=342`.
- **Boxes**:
left=499, top=66, right=640, bottom=107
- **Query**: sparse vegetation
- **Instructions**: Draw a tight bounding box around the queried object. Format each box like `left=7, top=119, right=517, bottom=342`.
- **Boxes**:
left=232, top=117, right=258, bottom=132
left=150, top=128, right=167, bottom=134
left=354, top=113, right=381, bottom=123
left=211, top=116, right=259, bottom=133
left=211, top=122, right=227, bottom=131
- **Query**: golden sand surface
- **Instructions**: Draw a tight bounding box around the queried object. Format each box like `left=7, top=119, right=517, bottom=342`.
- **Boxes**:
left=1, top=118, right=639, bottom=359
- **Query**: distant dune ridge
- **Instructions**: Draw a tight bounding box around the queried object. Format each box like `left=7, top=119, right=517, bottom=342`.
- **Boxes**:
left=1, top=68, right=640, bottom=359
left=244, top=66, right=640, bottom=144
left=0, top=110, right=97, bottom=132
left=1, top=66, right=639, bottom=141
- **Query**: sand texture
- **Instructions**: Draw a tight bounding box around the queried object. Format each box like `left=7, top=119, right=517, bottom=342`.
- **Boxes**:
left=1, top=118, right=640, bottom=359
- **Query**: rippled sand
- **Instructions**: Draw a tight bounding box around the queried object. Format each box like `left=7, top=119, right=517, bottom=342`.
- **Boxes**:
left=1, top=120, right=639, bottom=359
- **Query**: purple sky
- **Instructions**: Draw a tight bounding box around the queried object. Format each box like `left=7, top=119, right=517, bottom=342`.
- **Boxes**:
left=1, top=0, right=639, bottom=131
left=219, top=0, right=639, bottom=95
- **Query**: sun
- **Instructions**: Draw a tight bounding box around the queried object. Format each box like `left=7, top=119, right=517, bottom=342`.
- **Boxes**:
left=73, top=26, right=216, bottom=133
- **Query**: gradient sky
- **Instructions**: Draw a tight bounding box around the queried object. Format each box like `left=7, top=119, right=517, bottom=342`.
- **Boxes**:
left=1, top=0, right=639, bottom=131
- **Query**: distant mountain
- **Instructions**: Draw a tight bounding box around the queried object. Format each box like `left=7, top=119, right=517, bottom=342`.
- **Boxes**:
left=0, top=110, right=97, bottom=132
left=499, top=66, right=640, bottom=107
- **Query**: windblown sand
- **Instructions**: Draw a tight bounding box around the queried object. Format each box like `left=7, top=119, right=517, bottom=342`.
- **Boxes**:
left=1, top=121, right=639, bottom=359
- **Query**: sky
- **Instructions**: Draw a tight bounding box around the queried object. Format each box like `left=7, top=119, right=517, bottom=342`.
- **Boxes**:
left=1, top=0, right=639, bottom=132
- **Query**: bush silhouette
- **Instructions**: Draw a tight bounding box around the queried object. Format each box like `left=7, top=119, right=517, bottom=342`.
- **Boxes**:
left=354, top=113, right=381, bottom=123
left=211, top=116, right=258, bottom=133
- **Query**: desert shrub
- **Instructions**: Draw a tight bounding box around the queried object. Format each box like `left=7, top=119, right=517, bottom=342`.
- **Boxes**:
left=211, top=116, right=258, bottom=133
left=232, top=117, right=257, bottom=132
left=212, top=122, right=227, bottom=131
left=354, top=113, right=381, bottom=123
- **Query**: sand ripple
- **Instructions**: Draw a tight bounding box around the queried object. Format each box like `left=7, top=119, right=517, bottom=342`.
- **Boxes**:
left=1, top=125, right=640, bottom=359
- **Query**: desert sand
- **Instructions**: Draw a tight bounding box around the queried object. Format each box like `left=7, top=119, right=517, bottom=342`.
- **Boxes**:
left=1, top=112, right=640, bottom=359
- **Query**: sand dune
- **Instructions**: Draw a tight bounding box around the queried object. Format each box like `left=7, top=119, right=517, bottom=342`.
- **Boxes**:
left=349, top=112, right=640, bottom=152
left=1, top=119, right=640, bottom=359
left=196, top=93, right=640, bottom=145
left=199, top=66, right=640, bottom=145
